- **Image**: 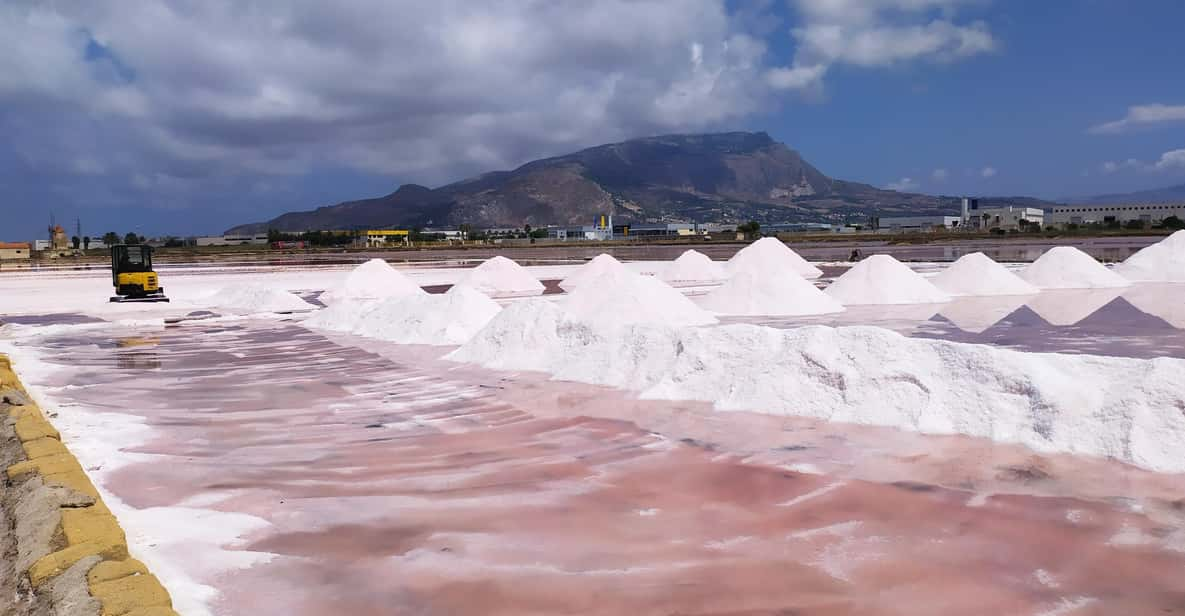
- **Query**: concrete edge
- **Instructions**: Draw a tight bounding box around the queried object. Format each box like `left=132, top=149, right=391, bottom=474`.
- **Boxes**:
left=2, top=354, right=180, bottom=616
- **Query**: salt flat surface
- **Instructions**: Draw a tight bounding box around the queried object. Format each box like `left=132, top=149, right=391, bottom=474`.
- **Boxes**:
left=1020, top=246, right=1132, bottom=289
left=825, top=255, right=951, bottom=305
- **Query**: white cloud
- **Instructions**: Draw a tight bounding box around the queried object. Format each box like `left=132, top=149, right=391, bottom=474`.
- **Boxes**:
left=1098, top=149, right=1185, bottom=173
left=886, top=177, right=919, bottom=191
left=1089, top=104, right=1185, bottom=135
left=768, top=0, right=996, bottom=92
left=931, top=168, right=949, bottom=181
left=980, top=166, right=997, bottom=178
left=1153, top=148, right=1185, bottom=171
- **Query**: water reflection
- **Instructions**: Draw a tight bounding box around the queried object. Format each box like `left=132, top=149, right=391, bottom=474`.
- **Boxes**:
left=1025, top=288, right=1125, bottom=326
left=1121, top=283, right=1185, bottom=329
left=937, top=295, right=1031, bottom=333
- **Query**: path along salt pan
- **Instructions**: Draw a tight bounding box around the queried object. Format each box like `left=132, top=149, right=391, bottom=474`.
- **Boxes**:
left=824, top=254, right=950, bottom=305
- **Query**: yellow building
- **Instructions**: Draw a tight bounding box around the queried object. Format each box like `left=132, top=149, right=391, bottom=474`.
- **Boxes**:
left=0, top=242, right=31, bottom=260
left=365, top=229, right=410, bottom=247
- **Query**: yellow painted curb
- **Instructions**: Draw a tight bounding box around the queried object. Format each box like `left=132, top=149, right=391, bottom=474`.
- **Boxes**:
left=3, top=354, right=177, bottom=614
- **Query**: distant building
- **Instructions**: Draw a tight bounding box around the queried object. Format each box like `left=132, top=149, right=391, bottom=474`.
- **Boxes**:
left=365, top=229, right=410, bottom=247
left=0, top=242, right=31, bottom=260
left=48, top=225, right=69, bottom=251
left=968, top=206, right=1045, bottom=231
left=1049, top=203, right=1185, bottom=227
left=195, top=233, right=269, bottom=246
left=877, top=215, right=961, bottom=232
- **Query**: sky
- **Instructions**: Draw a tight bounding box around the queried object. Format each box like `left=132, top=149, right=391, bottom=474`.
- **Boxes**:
left=2, top=0, right=1185, bottom=239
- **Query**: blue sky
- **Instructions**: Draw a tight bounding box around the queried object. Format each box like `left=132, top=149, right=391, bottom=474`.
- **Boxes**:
left=2, top=0, right=1185, bottom=240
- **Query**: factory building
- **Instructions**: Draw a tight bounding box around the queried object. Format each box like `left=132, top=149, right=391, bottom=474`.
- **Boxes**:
left=195, top=233, right=269, bottom=246
left=966, top=206, right=1045, bottom=231
left=365, top=229, right=410, bottom=247
left=876, top=215, right=962, bottom=232
left=1049, top=203, right=1185, bottom=227
left=0, top=242, right=31, bottom=260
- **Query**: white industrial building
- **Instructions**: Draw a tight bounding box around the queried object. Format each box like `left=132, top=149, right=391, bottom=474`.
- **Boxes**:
left=876, top=215, right=961, bottom=232
left=1049, top=203, right=1185, bottom=227
left=966, top=206, right=1045, bottom=231
left=195, top=233, right=269, bottom=246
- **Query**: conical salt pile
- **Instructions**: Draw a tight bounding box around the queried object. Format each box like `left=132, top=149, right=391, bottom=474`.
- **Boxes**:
left=1114, top=231, right=1185, bottom=282
left=561, top=269, right=716, bottom=327
left=931, top=252, right=1039, bottom=296
left=349, top=284, right=502, bottom=345
left=727, top=237, right=822, bottom=279
left=322, top=258, right=425, bottom=304
left=559, top=254, right=635, bottom=291
left=824, top=255, right=951, bottom=305
left=1018, top=246, right=1131, bottom=289
left=662, top=250, right=727, bottom=286
left=700, top=271, right=844, bottom=316
left=459, top=255, right=545, bottom=297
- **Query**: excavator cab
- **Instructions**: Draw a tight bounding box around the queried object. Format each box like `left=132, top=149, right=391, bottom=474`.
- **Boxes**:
left=110, top=244, right=169, bottom=302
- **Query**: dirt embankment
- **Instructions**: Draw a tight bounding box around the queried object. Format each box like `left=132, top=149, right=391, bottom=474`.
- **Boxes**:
left=1, top=355, right=178, bottom=616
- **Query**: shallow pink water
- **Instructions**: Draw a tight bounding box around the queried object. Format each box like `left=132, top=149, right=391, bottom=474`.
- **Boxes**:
left=14, top=319, right=1185, bottom=615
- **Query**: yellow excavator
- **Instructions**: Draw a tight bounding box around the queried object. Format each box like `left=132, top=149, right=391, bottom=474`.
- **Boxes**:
left=109, top=244, right=169, bottom=303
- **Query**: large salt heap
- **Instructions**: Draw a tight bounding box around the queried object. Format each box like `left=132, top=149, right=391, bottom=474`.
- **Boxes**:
left=700, top=271, right=844, bottom=316
left=562, top=269, right=717, bottom=327
left=349, top=284, right=502, bottom=345
left=930, top=252, right=1039, bottom=296
left=559, top=254, right=632, bottom=291
left=459, top=255, right=545, bottom=297
left=661, top=250, right=727, bottom=286
left=211, top=284, right=316, bottom=313
left=727, top=237, right=822, bottom=279
left=1114, top=230, right=1185, bottom=282
left=1018, top=246, right=1131, bottom=289
left=321, top=258, right=425, bottom=304
left=824, top=255, right=951, bottom=305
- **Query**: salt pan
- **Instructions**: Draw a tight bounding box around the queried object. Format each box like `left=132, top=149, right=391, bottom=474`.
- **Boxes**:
left=930, top=252, right=1039, bottom=296
left=459, top=255, right=545, bottom=297
left=824, top=255, right=951, bottom=305
left=1114, top=231, right=1185, bottom=282
left=727, top=237, right=822, bottom=279
left=700, top=271, right=844, bottom=316
left=1018, top=246, right=1131, bottom=289
left=661, top=250, right=727, bottom=286
left=321, top=258, right=425, bottom=304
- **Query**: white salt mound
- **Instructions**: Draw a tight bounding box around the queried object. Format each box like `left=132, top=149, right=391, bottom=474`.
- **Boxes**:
left=824, top=255, right=951, bottom=305
left=321, top=258, right=425, bottom=304
left=930, top=252, right=1039, bottom=296
left=302, top=298, right=381, bottom=332
left=561, top=269, right=717, bottom=327
left=210, top=284, right=315, bottom=313
left=727, top=237, right=822, bottom=279
left=661, top=250, right=727, bottom=285
left=1114, top=231, right=1185, bottom=282
left=700, top=271, right=844, bottom=316
left=459, top=256, right=545, bottom=297
left=1018, top=246, right=1131, bottom=289
left=349, top=284, right=501, bottom=345
left=559, top=254, right=634, bottom=291
left=451, top=319, right=1185, bottom=473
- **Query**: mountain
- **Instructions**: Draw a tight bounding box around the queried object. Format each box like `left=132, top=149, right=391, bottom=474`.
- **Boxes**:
left=227, top=132, right=1060, bottom=233
left=1066, top=183, right=1185, bottom=205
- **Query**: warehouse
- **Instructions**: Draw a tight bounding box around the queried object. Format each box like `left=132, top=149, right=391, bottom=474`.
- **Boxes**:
left=1049, top=203, right=1185, bottom=227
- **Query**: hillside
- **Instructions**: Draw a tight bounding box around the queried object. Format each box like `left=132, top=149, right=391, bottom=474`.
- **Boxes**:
left=1067, top=183, right=1185, bottom=205
left=228, top=132, right=1059, bottom=233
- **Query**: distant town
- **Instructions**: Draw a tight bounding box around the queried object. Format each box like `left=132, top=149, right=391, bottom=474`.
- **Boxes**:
left=2, top=198, right=1184, bottom=262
